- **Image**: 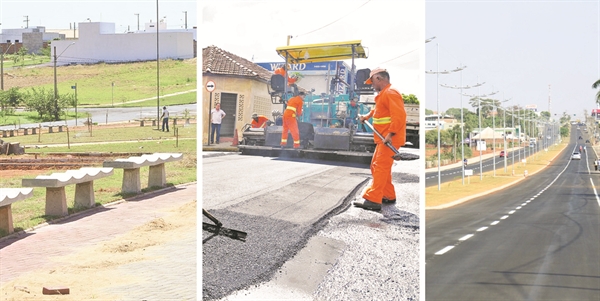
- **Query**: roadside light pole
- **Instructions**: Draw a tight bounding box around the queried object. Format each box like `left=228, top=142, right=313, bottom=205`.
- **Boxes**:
left=135, top=13, right=140, bottom=31
left=1, top=42, right=15, bottom=90
left=463, top=85, right=498, bottom=180
left=425, top=43, right=464, bottom=190
left=111, top=82, right=115, bottom=107
left=53, top=42, right=76, bottom=121
left=441, top=78, right=485, bottom=185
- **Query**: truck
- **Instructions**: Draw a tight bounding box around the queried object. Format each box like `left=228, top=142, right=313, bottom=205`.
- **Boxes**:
left=238, top=40, right=419, bottom=163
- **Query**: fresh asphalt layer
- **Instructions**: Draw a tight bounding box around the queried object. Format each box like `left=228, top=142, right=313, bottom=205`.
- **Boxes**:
left=426, top=126, right=600, bottom=300
left=202, top=149, right=421, bottom=300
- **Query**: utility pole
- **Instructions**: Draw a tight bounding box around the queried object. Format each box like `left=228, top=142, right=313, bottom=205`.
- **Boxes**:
left=548, top=84, right=551, bottom=117
left=23, top=16, right=29, bottom=28
left=183, top=11, right=188, bottom=29
left=134, top=13, right=140, bottom=31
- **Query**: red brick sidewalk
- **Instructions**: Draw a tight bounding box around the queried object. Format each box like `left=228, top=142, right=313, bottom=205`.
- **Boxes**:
left=0, top=183, right=197, bottom=298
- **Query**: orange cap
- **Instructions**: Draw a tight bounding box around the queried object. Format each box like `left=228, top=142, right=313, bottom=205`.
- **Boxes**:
left=364, top=67, right=387, bottom=84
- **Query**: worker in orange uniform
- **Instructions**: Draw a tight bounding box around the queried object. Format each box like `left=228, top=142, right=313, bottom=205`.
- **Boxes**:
left=353, top=68, right=406, bottom=211
left=281, top=91, right=305, bottom=148
left=274, top=66, right=297, bottom=86
left=251, top=113, right=270, bottom=128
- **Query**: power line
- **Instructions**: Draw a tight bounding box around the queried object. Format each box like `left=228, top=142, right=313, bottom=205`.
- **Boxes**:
left=377, top=48, right=418, bottom=65
left=294, top=0, right=372, bottom=38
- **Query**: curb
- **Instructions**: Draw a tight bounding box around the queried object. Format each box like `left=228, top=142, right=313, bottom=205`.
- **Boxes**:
left=0, top=182, right=197, bottom=243
left=426, top=143, right=568, bottom=210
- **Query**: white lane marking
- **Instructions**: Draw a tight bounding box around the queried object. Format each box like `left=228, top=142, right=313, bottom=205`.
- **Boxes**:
left=491, top=221, right=500, bottom=225
left=529, top=198, right=535, bottom=201
left=508, top=210, right=516, bottom=214
left=459, top=234, right=474, bottom=241
left=516, top=206, right=522, bottom=210
left=526, top=200, right=531, bottom=203
left=500, top=215, right=509, bottom=219
left=521, top=203, right=527, bottom=206
left=435, top=246, right=455, bottom=255
left=477, top=227, right=488, bottom=232
left=590, top=178, right=600, bottom=207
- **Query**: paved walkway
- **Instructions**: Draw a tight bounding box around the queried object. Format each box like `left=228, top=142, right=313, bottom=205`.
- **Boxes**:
left=0, top=183, right=197, bottom=300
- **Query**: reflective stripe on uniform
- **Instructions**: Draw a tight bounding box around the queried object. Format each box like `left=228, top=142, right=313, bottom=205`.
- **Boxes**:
left=286, top=107, right=297, bottom=112
left=373, top=117, right=391, bottom=124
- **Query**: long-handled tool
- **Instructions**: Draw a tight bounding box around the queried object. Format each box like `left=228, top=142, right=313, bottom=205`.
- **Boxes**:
left=202, top=209, right=247, bottom=241
left=363, top=119, right=419, bottom=161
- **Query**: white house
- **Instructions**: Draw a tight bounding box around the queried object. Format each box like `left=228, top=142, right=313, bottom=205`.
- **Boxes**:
left=52, top=22, right=194, bottom=65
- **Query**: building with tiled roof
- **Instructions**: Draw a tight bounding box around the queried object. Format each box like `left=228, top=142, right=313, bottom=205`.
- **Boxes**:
left=202, top=45, right=282, bottom=144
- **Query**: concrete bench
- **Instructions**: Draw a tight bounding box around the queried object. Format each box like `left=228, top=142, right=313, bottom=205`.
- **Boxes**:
left=2, top=130, right=15, bottom=138
left=22, top=167, right=114, bottom=216
left=103, top=153, right=183, bottom=194
left=46, top=125, right=64, bottom=133
left=0, top=188, right=34, bottom=234
left=21, top=127, right=37, bottom=135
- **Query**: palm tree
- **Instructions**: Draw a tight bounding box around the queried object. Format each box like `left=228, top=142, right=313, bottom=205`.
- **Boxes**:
left=593, top=79, right=600, bottom=104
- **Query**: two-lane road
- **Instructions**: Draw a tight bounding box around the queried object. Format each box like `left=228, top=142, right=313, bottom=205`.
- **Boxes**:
left=426, top=127, right=600, bottom=300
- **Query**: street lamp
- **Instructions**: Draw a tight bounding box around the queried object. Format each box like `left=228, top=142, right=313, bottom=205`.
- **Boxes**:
left=1, top=42, right=15, bottom=91
left=425, top=43, right=465, bottom=190
left=134, top=13, right=140, bottom=31
left=111, top=82, right=115, bottom=107
left=441, top=78, right=484, bottom=185
left=463, top=84, right=498, bottom=180
left=481, top=98, right=507, bottom=177
left=54, top=42, right=76, bottom=121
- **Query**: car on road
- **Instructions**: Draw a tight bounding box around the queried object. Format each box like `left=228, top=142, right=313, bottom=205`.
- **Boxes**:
left=499, top=150, right=505, bottom=157
left=571, top=152, right=581, bottom=160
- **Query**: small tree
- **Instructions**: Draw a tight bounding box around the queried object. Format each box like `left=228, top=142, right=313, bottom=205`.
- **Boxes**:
left=402, top=93, right=420, bottom=105
left=16, top=46, right=28, bottom=67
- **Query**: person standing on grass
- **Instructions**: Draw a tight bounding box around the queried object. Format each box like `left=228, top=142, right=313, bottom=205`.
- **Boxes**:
left=160, top=106, right=170, bottom=132
left=211, top=103, right=226, bottom=144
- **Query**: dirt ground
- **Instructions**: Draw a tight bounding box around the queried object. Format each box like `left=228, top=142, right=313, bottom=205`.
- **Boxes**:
left=0, top=201, right=196, bottom=300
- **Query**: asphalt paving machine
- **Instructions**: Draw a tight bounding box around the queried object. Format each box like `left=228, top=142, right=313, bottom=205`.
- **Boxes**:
left=238, top=40, right=418, bottom=164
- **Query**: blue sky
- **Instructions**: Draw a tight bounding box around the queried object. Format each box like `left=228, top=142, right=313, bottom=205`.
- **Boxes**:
left=1, top=0, right=197, bottom=31
left=426, top=1, right=599, bottom=119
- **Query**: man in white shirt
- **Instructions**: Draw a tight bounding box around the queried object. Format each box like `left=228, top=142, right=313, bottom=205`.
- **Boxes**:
left=210, top=103, right=226, bottom=144
left=160, top=106, right=170, bottom=132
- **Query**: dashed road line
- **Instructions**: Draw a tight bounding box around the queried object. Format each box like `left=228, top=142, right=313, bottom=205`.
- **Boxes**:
left=476, top=227, right=488, bottom=232
left=459, top=234, right=474, bottom=241
left=435, top=246, right=455, bottom=255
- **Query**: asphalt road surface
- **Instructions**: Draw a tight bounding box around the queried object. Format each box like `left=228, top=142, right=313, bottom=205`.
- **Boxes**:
left=0, top=102, right=196, bottom=130
left=202, top=151, right=420, bottom=300
left=426, top=126, right=600, bottom=300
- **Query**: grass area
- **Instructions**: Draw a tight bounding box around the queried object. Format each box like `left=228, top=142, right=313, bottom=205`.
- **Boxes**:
left=117, top=90, right=197, bottom=108
left=1, top=55, right=51, bottom=68
left=425, top=140, right=569, bottom=208
left=4, top=59, right=196, bottom=106
left=0, top=124, right=197, bottom=238
left=1, top=123, right=197, bottom=147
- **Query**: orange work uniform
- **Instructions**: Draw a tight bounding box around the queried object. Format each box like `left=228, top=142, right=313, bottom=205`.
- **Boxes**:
left=274, top=67, right=297, bottom=86
left=251, top=116, right=270, bottom=128
left=362, top=84, right=406, bottom=204
left=281, top=95, right=304, bottom=148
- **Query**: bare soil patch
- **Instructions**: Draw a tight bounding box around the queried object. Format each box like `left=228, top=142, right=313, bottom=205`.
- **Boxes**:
left=0, top=201, right=196, bottom=300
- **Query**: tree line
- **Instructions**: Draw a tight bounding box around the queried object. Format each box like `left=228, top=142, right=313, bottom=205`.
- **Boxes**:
left=0, top=86, right=74, bottom=122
